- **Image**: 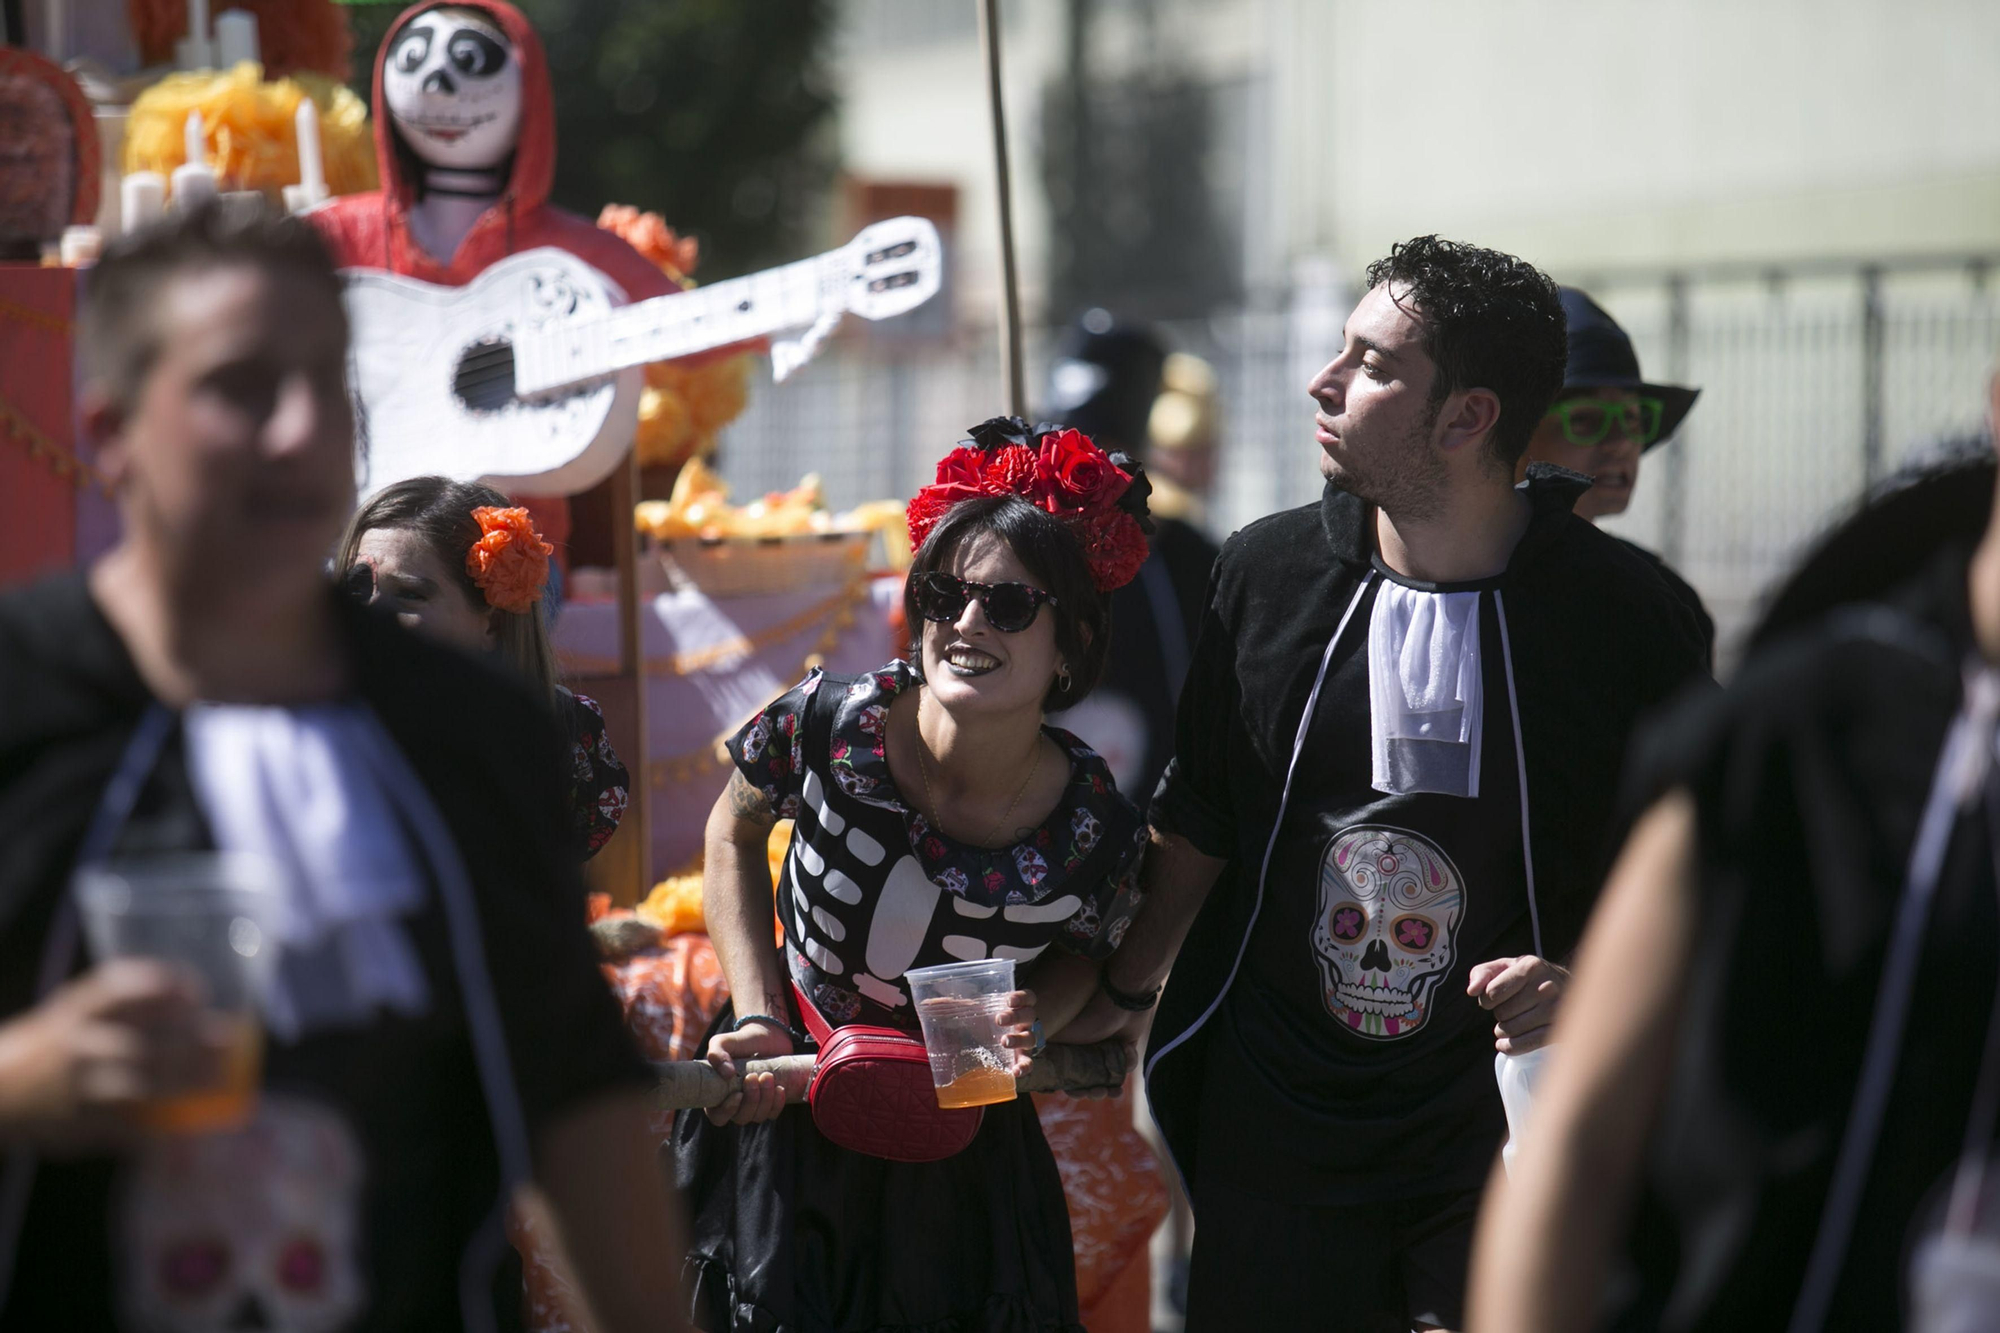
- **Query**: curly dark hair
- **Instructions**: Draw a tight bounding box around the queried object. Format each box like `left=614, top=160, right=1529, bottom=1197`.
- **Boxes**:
left=1364, top=235, right=1568, bottom=468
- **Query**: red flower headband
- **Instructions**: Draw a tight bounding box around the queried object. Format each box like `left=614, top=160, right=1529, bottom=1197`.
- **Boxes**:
left=466, top=506, right=554, bottom=615
left=906, top=417, right=1155, bottom=592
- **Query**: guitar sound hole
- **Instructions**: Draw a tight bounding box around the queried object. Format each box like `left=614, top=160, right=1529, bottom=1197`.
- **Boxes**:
left=453, top=337, right=518, bottom=414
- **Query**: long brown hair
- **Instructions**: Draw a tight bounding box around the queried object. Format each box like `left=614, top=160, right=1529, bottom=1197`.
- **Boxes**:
left=337, top=476, right=559, bottom=704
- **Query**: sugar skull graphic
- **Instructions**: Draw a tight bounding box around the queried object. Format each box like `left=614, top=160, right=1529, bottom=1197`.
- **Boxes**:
left=118, top=1094, right=366, bottom=1332
left=1311, top=825, right=1466, bottom=1039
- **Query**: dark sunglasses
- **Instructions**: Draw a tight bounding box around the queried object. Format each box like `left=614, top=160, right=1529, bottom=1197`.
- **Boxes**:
left=1549, top=396, right=1664, bottom=448
left=913, top=572, right=1057, bottom=633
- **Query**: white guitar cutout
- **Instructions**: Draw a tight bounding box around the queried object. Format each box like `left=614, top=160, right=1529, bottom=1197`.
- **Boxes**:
left=342, top=216, right=942, bottom=498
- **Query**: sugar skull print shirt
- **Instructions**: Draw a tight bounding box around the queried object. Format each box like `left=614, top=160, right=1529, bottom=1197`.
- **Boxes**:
left=1189, top=570, right=1535, bottom=1205
left=727, top=663, right=1148, bottom=1031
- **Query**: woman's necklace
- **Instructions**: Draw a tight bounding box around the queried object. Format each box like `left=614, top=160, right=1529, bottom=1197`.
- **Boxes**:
left=914, top=688, right=1042, bottom=848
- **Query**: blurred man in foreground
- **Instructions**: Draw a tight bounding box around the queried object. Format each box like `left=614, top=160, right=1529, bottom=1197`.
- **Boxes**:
left=1516, top=288, right=1713, bottom=664
left=1073, top=237, right=1707, bottom=1330
left=1470, top=375, right=2000, bottom=1330
left=0, top=206, right=685, bottom=1331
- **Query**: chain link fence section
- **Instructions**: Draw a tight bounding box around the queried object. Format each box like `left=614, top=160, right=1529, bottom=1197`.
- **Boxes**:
left=710, top=259, right=1999, bottom=673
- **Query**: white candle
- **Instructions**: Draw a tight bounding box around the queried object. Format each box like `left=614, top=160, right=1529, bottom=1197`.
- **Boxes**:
left=177, top=0, right=213, bottom=69
left=171, top=165, right=219, bottom=210
left=214, top=9, right=259, bottom=68
left=60, top=226, right=103, bottom=267
left=184, top=108, right=205, bottom=170
left=121, top=172, right=166, bottom=229
left=295, top=97, right=326, bottom=206
left=171, top=110, right=217, bottom=209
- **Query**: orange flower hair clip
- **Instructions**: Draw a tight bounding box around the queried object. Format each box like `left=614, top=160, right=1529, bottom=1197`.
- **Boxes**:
left=466, top=507, right=554, bottom=615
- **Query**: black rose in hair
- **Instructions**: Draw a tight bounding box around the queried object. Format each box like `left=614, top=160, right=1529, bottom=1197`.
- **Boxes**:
left=1106, top=450, right=1155, bottom=535
left=965, top=415, right=1063, bottom=453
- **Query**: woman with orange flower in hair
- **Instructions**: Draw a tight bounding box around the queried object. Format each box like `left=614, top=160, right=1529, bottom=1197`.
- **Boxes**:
left=678, top=418, right=1154, bottom=1333
left=337, top=476, right=629, bottom=860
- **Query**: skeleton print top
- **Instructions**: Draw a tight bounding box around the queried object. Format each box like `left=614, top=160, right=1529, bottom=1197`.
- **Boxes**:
left=729, top=663, right=1148, bottom=1031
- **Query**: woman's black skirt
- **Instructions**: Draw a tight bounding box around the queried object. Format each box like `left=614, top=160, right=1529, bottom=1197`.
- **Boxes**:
left=671, top=1007, right=1084, bottom=1333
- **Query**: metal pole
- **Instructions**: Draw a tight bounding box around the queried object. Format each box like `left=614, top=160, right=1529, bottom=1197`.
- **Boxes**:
left=1662, top=273, right=1690, bottom=566
left=1861, top=265, right=1885, bottom=487
left=613, top=449, right=652, bottom=900
left=978, top=0, right=1027, bottom=418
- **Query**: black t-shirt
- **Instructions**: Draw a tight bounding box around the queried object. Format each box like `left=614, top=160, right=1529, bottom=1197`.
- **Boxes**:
left=1612, top=552, right=1999, bottom=1330
left=0, top=576, right=651, bottom=1332
left=1194, top=578, right=1531, bottom=1202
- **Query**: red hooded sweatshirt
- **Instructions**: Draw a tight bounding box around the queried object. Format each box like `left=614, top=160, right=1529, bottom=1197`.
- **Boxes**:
left=310, top=0, right=678, bottom=560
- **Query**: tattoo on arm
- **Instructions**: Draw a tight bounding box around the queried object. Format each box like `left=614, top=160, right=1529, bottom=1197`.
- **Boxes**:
left=725, top=771, right=778, bottom=828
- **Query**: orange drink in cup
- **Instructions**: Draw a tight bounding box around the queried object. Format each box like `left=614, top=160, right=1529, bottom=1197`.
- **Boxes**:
left=905, top=959, right=1019, bottom=1110
left=74, top=853, right=281, bottom=1135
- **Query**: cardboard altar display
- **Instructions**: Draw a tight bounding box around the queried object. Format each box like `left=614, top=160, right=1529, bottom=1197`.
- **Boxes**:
left=555, top=572, right=905, bottom=877
left=0, top=53, right=113, bottom=590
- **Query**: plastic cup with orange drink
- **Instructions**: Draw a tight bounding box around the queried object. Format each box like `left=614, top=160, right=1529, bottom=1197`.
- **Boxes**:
left=73, top=853, right=281, bottom=1134
left=905, top=958, right=1020, bottom=1110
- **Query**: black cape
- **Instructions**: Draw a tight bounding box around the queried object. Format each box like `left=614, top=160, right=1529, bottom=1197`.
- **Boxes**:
left=0, top=574, right=647, bottom=1331
left=1611, top=548, right=1997, bottom=1329
left=1143, top=467, right=1713, bottom=1195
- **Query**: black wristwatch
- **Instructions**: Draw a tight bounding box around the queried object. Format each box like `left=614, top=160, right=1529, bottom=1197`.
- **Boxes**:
left=1100, top=974, right=1161, bottom=1012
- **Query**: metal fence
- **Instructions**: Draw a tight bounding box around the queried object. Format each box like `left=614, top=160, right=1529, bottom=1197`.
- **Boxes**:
left=712, top=255, right=2000, bottom=670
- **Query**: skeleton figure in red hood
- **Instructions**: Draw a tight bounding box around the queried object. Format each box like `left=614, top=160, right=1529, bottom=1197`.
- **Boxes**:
left=312, top=0, right=672, bottom=299
left=310, top=0, right=682, bottom=561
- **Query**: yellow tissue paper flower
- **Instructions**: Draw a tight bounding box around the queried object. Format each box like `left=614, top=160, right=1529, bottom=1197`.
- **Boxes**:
left=125, top=63, right=376, bottom=202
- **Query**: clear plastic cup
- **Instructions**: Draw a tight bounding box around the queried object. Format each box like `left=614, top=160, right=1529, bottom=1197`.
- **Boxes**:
left=905, top=958, right=1018, bottom=1109
left=73, top=853, right=282, bottom=1134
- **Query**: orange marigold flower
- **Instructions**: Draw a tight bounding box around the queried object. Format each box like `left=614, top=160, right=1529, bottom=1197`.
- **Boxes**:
left=467, top=506, right=554, bottom=615
left=596, top=204, right=700, bottom=287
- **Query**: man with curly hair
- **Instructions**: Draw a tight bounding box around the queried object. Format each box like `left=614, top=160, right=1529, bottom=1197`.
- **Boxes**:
left=1071, top=237, right=1711, bottom=1330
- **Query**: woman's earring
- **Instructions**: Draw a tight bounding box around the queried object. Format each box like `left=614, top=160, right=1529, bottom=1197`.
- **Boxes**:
left=1057, top=663, right=1072, bottom=690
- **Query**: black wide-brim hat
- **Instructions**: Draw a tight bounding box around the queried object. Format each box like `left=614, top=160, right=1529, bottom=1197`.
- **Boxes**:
left=1559, top=288, right=1700, bottom=451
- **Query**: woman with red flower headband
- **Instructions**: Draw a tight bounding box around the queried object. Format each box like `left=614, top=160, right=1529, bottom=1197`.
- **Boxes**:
left=675, top=418, right=1155, bottom=1332
left=337, top=477, right=629, bottom=861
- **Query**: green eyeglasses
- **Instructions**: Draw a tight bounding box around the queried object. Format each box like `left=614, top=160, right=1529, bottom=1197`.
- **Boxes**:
left=1548, top=396, right=1664, bottom=448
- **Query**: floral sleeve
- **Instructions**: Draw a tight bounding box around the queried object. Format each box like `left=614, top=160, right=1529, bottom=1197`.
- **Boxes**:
left=563, top=691, right=629, bottom=861
left=1057, top=824, right=1147, bottom=959
left=724, top=671, right=821, bottom=820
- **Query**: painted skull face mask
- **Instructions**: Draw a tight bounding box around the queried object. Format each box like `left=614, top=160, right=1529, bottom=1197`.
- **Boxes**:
left=383, top=9, right=522, bottom=172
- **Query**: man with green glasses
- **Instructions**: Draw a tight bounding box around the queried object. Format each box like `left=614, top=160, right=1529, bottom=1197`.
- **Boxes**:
left=1518, top=288, right=1713, bottom=663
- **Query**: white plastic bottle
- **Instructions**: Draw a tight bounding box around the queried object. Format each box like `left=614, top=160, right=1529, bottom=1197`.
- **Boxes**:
left=1495, top=1046, right=1552, bottom=1173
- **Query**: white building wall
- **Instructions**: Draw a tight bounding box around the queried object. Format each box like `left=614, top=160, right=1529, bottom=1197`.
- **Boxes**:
left=834, top=0, right=2000, bottom=298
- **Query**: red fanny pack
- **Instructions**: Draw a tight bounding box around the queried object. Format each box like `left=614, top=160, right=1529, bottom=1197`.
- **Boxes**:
left=792, top=982, right=983, bottom=1163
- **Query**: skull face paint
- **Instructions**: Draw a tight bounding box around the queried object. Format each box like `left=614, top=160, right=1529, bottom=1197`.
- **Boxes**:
left=1311, top=824, right=1465, bottom=1039
left=383, top=9, right=522, bottom=171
